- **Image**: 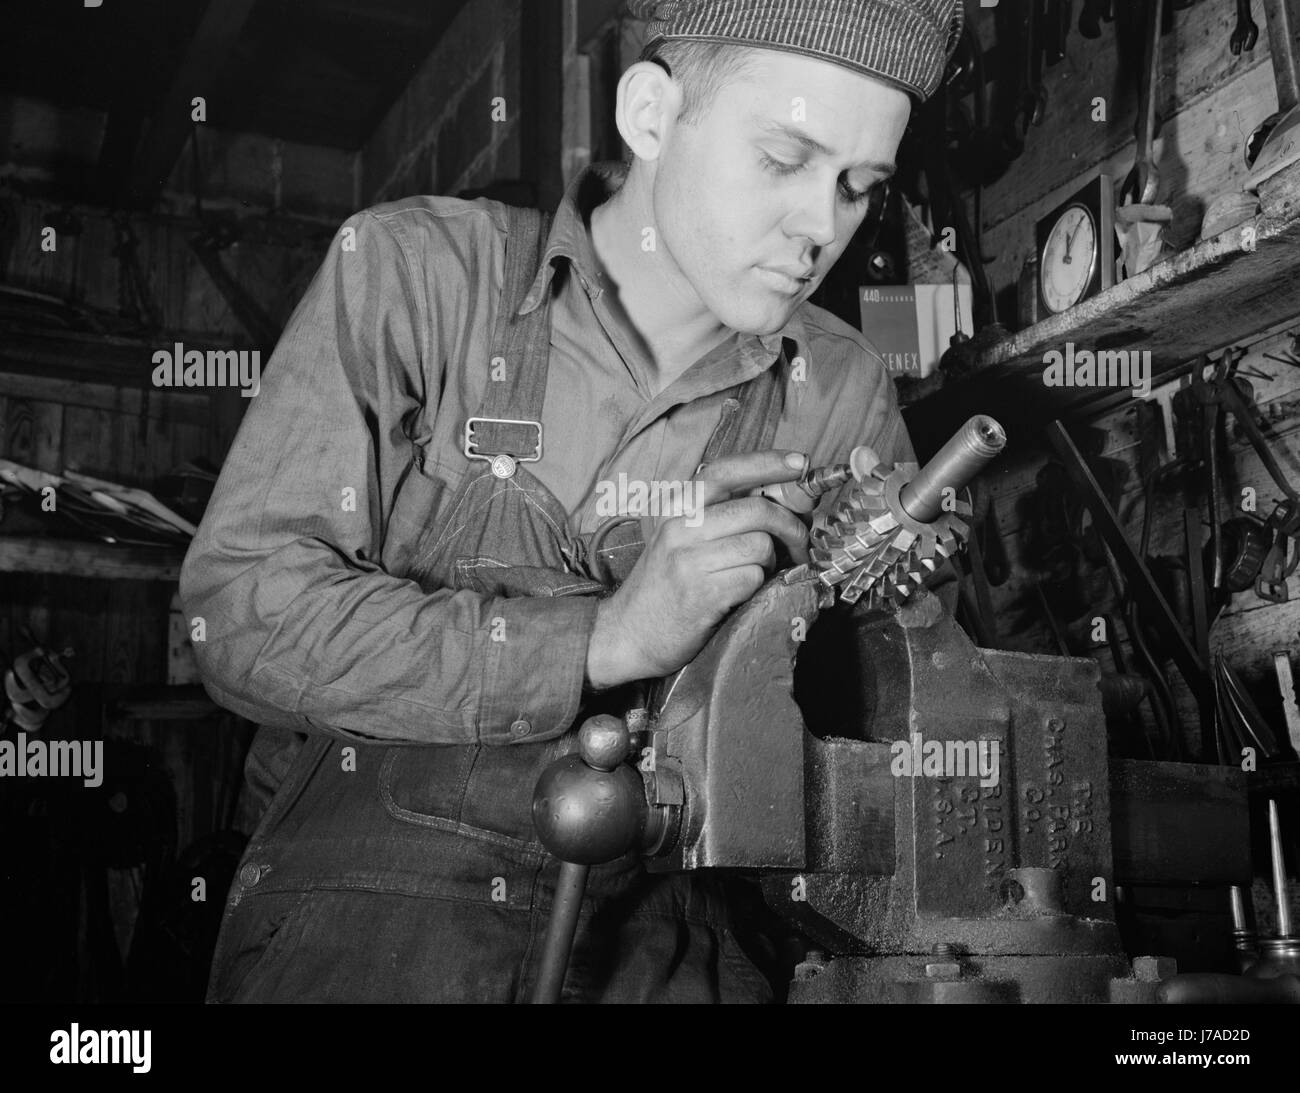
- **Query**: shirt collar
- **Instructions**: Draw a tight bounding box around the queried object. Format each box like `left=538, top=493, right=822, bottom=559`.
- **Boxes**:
left=519, top=159, right=809, bottom=366
left=518, top=161, right=623, bottom=316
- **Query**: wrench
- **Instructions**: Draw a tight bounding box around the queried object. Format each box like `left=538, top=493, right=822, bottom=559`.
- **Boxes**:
left=1120, top=0, right=1164, bottom=206
left=1016, top=0, right=1048, bottom=134
left=1231, top=0, right=1259, bottom=54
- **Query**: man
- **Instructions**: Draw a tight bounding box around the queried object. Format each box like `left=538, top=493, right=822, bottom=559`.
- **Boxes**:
left=181, top=0, right=963, bottom=1003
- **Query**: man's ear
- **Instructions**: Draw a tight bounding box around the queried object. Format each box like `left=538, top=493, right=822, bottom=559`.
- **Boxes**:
left=615, top=60, right=682, bottom=162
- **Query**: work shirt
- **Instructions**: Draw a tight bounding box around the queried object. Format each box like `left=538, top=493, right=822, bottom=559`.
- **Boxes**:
left=179, top=160, right=914, bottom=751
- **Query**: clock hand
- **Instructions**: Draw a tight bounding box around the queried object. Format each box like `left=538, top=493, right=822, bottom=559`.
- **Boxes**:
left=1063, top=222, right=1079, bottom=264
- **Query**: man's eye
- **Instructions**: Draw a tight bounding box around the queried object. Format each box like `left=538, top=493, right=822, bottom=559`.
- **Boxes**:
left=840, top=181, right=872, bottom=205
left=760, top=152, right=805, bottom=176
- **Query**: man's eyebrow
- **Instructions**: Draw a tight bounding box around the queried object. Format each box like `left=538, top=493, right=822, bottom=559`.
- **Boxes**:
left=752, top=118, right=896, bottom=178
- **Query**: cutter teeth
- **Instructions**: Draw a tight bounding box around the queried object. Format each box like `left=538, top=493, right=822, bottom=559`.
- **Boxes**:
left=808, top=463, right=973, bottom=608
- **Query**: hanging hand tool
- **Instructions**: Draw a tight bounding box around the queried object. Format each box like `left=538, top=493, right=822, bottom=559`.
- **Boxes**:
left=955, top=492, right=1001, bottom=646
left=1245, top=0, right=1300, bottom=183
left=1195, top=347, right=1300, bottom=602
left=1188, top=354, right=1233, bottom=591
left=1273, top=648, right=1300, bottom=756
left=1101, top=534, right=1182, bottom=758
left=1255, top=499, right=1300, bottom=602
left=1097, top=609, right=1165, bottom=758
left=1178, top=348, right=1300, bottom=602
left=1016, top=0, right=1048, bottom=136
left=992, top=1, right=1029, bottom=161
left=1079, top=0, right=1105, bottom=37
left=1215, top=652, right=1281, bottom=760
left=4, top=642, right=74, bottom=733
left=1120, top=0, right=1165, bottom=207
left=1231, top=0, right=1260, bottom=54
left=1047, top=420, right=1214, bottom=759
left=1045, top=0, right=1071, bottom=64
left=971, top=479, right=1011, bottom=587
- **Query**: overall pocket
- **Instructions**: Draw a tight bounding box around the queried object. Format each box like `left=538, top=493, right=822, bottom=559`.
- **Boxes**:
left=378, top=742, right=566, bottom=851
left=209, top=889, right=318, bottom=1003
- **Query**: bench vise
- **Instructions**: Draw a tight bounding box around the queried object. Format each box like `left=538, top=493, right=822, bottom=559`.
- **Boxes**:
left=531, top=417, right=1255, bottom=1003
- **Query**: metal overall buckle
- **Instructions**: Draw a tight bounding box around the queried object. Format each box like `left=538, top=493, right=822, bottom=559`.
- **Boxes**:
left=463, top=417, right=543, bottom=479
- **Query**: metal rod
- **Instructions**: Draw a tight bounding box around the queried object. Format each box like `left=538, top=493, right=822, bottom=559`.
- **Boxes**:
left=1230, top=884, right=1248, bottom=930
left=1045, top=420, right=1214, bottom=759
left=900, top=415, right=1007, bottom=523
left=1269, top=800, right=1292, bottom=938
left=530, top=861, right=589, bottom=1004
left=799, top=462, right=852, bottom=499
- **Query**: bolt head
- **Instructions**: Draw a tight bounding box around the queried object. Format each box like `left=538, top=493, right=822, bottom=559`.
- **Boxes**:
left=924, top=961, right=962, bottom=979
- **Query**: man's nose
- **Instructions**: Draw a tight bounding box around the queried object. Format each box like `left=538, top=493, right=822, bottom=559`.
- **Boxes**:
left=783, top=181, right=838, bottom=248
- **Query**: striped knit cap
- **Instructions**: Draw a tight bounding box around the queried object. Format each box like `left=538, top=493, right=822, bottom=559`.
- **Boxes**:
left=628, top=0, right=965, bottom=101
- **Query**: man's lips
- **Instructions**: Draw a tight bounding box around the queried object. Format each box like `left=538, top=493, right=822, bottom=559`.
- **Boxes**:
left=757, top=266, right=815, bottom=293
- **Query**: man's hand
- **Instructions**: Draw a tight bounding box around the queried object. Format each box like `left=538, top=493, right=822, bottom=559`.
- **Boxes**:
left=584, top=450, right=810, bottom=690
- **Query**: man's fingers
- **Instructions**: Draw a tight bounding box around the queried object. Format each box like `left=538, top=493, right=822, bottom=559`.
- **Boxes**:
left=693, top=450, right=807, bottom=508
left=680, top=497, right=809, bottom=564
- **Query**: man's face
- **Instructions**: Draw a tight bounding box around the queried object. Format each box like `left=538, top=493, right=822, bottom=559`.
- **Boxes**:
left=650, top=50, right=911, bottom=336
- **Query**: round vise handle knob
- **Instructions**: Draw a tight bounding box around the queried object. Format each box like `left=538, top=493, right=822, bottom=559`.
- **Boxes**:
left=532, top=715, right=645, bottom=866
left=578, top=713, right=633, bottom=771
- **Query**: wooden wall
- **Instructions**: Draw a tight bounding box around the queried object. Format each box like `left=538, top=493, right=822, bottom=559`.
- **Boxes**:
left=971, top=0, right=1281, bottom=316
left=1, top=195, right=328, bottom=339
left=943, top=2, right=1300, bottom=729
left=935, top=4, right=1300, bottom=931
left=979, top=322, right=1300, bottom=732
left=0, top=193, right=329, bottom=864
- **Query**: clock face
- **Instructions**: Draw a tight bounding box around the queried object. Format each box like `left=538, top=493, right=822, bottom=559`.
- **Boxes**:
left=1040, top=203, right=1098, bottom=314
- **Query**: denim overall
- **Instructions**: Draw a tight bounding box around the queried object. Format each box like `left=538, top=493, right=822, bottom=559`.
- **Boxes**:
left=207, top=203, right=789, bottom=1003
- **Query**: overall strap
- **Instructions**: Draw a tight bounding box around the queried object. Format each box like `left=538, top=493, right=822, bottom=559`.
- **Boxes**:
left=700, top=340, right=791, bottom=463
left=463, top=204, right=556, bottom=475
left=582, top=341, right=793, bottom=587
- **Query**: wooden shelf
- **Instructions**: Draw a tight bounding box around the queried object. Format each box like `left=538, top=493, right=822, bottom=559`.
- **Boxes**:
left=901, top=159, right=1300, bottom=453
left=104, top=684, right=217, bottom=720
left=0, top=537, right=184, bottom=581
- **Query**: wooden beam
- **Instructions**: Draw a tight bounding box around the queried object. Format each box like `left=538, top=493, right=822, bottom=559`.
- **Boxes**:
left=0, top=327, right=254, bottom=390
left=0, top=538, right=183, bottom=581
left=104, top=684, right=217, bottom=720
left=129, top=0, right=259, bottom=207
left=0, top=372, right=210, bottom=427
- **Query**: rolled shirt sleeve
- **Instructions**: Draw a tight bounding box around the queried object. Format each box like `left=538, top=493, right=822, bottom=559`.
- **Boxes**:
left=179, top=210, right=597, bottom=746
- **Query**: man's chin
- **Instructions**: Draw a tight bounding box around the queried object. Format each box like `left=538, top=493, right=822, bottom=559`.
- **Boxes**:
left=715, top=296, right=801, bottom=338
